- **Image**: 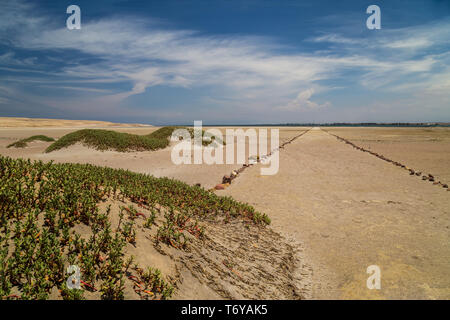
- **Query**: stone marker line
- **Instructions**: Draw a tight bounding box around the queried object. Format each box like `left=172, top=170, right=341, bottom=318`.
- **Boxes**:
left=321, top=128, right=449, bottom=192
left=211, top=128, right=312, bottom=191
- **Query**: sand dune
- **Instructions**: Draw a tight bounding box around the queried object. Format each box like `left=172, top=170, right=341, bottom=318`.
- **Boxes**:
left=0, top=117, right=152, bottom=128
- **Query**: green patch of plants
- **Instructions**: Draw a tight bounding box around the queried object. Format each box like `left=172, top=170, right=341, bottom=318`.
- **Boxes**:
left=45, top=129, right=169, bottom=153
left=45, top=126, right=224, bottom=153
left=148, top=126, right=183, bottom=140
left=129, top=265, right=174, bottom=299
left=143, top=208, right=157, bottom=229
left=0, top=155, right=269, bottom=300
left=7, top=135, right=55, bottom=148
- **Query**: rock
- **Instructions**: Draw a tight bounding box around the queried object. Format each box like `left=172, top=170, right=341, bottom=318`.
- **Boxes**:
left=194, top=183, right=201, bottom=187
left=214, top=184, right=225, bottom=190
left=222, top=175, right=232, bottom=184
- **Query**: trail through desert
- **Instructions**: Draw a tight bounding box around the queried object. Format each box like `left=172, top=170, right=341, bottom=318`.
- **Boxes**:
left=221, top=128, right=450, bottom=299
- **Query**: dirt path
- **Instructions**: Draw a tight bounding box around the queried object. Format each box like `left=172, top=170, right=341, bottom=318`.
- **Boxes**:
left=221, top=128, right=450, bottom=299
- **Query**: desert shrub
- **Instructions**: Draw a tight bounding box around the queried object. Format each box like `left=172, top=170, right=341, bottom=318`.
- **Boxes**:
left=0, top=155, right=269, bottom=300
left=7, top=135, right=55, bottom=148
left=45, top=129, right=168, bottom=153
left=147, top=126, right=182, bottom=140
left=45, top=126, right=223, bottom=153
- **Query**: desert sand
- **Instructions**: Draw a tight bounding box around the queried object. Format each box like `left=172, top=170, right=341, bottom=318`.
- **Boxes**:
left=1, top=122, right=449, bottom=299
left=221, top=127, right=450, bottom=299
left=0, top=117, right=152, bottom=128
left=325, top=127, right=450, bottom=183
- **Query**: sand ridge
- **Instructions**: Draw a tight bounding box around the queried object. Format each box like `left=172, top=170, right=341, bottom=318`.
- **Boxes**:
left=0, top=117, right=152, bottom=128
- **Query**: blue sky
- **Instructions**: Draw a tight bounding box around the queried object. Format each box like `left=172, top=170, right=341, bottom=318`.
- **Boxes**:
left=0, top=0, right=449, bottom=124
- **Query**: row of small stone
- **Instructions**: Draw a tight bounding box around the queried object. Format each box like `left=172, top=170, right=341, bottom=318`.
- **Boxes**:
left=213, top=129, right=312, bottom=191
left=323, top=129, right=449, bottom=191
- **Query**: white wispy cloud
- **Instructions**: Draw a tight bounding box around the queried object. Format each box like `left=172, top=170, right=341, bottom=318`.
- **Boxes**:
left=277, top=88, right=331, bottom=111
left=0, top=52, right=36, bottom=66
left=0, top=0, right=449, bottom=122
left=385, top=38, right=432, bottom=49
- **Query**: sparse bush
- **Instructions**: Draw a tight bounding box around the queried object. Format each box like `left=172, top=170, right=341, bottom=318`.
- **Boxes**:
left=45, top=126, right=224, bottom=153
left=7, top=135, right=55, bottom=148
left=45, top=129, right=169, bottom=153
left=0, top=155, right=269, bottom=300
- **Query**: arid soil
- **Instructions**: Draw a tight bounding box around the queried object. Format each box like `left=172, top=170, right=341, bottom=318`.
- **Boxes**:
left=171, top=217, right=311, bottom=299
left=221, top=127, right=450, bottom=299
left=2, top=122, right=449, bottom=299
left=47, top=198, right=309, bottom=300
left=325, top=127, right=450, bottom=184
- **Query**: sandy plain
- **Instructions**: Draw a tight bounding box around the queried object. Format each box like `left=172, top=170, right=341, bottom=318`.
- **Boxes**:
left=1, top=120, right=449, bottom=299
left=221, top=127, right=450, bottom=299
left=0, top=117, right=152, bottom=128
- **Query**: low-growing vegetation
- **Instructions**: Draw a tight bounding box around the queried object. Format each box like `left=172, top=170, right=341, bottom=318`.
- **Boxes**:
left=45, top=126, right=224, bottom=153
left=0, top=155, right=269, bottom=300
left=45, top=128, right=171, bottom=153
left=7, top=135, right=55, bottom=148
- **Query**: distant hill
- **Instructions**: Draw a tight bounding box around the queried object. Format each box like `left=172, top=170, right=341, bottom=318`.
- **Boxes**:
left=0, top=117, right=153, bottom=128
